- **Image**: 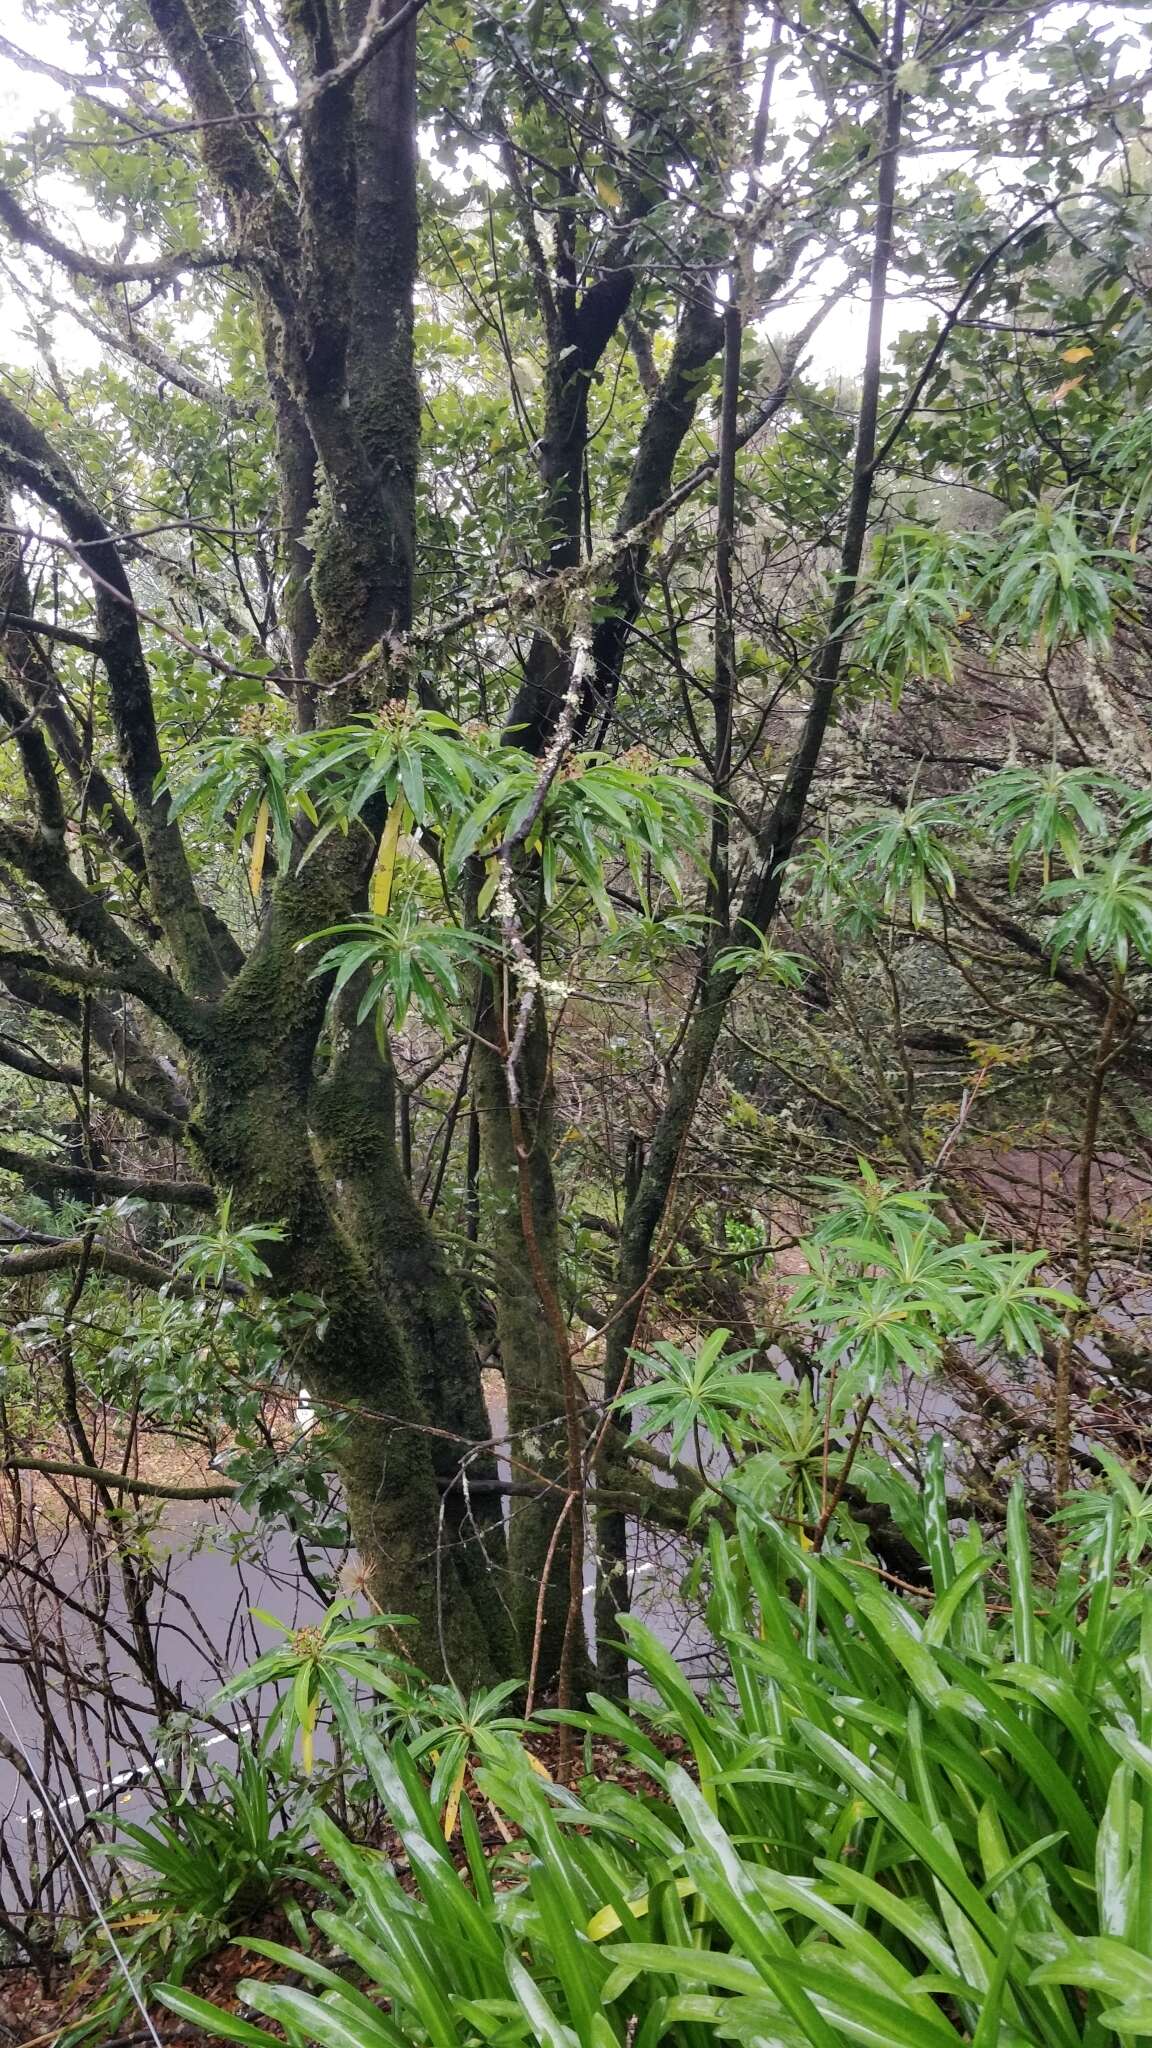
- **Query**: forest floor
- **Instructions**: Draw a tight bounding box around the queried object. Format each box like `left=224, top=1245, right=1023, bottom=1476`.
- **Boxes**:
left=0, top=1728, right=677, bottom=2047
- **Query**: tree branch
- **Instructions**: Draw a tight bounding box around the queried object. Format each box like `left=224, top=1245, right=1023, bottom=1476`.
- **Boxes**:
left=0, top=1144, right=214, bottom=1209
left=0, top=393, right=234, bottom=993
left=0, top=826, right=212, bottom=1042
left=3, top=1457, right=236, bottom=1500
left=0, top=1238, right=199, bottom=1292
left=0, top=610, right=105, bottom=653
left=505, top=288, right=725, bottom=752
left=953, top=878, right=1111, bottom=1012
left=144, top=0, right=291, bottom=224
left=429, top=291, right=837, bottom=660
left=0, top=182, right=232, bottom=284
left=60, top=293, right=258, bottom=419
left=601, top=8, right=908, bottom=1405
left=0, top=1454, right=697, bottom=1518
left=0, top=1033, right=186, bottom=1135
left=0, top=954, right=191, bottom=1120
left=0, top=497, right=244, bottom=979
left=0, top=673, right=68, bottom=844
left=0, top=498, right=152, bottom=884
left=292, top=0, right=432, bottom=117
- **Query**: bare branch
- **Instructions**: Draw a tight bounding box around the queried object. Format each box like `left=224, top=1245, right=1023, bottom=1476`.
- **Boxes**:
left=0, top=392, right=233, bottom=994
left=3, top=1457, right=236, bottom=1500
left=0, top=183, right=232, bottom=284
left=0, top=1238, right=198, bottom=1293
left=0, top=954, right=191, bottom=1119
left=0, top=1033, right=186, bottom=1135
left=0, top=826, right=213, bottom=1041
left=0, top=611, right=104, bottom=654
left=60, top=293, right=257, bottom=419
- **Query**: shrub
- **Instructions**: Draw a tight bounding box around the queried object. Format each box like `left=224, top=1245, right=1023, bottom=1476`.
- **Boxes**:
left=66, top=1738, right=323, bottom=2044
left=155, top=1474, right=1152, bottom=2046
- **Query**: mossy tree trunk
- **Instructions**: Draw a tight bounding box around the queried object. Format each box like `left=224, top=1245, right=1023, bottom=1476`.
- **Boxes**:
left=312, top=981, right=518, bottom=1675
left=0, top=0, right=814, bottom=1693
left=184, top=857, right=501, bottom=1680
left=0, top=0, right=510, bottom=1681
left=473, top=996, right=583, bottom=1693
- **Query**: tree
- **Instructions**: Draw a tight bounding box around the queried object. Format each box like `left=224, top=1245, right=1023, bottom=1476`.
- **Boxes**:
left=0, top=0, right=1146, bottom=1688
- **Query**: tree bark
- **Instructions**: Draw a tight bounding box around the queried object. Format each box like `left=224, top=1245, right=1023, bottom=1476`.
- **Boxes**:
left=474, top=995, right=587, bottom=1691
left=187, top=864, right=500, bottom=1678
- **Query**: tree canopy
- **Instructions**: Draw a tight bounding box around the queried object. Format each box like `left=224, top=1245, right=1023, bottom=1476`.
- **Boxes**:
left=0, top=0, right=1151, bottom=1726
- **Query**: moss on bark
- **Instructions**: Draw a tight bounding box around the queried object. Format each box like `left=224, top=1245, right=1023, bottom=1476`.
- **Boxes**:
left=312, top=995, right=517, bottom=1678
left=186, top=864, right=498, bottom=1683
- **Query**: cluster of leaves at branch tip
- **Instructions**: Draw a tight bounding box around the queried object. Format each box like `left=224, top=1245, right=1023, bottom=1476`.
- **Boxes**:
left=790, top=762, right=1152, bottom=968
left=166, top=707, right=712, bottom=1033
left=858, top=493, right=1139, bottom=706
left=616, top=1164, right=1072, bottom=1532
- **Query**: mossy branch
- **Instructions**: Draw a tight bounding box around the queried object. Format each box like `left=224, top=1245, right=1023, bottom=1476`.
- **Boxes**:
left=0, top=1145, right=214, bottom=1209
left=5, top=1458, right=237, bottom=1500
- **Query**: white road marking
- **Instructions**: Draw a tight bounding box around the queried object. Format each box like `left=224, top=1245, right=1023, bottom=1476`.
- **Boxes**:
left=582, top=1558, right=657, bottom=1597
left=27, top=1720, right=251, bottom=1822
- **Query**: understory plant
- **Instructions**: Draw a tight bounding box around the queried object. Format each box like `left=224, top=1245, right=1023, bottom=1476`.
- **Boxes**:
left=157, top=1470, right=1152, bottom=2047
left=67, top=1738, right=323, bottom=2044
left=618, top=1165, right=1072, bottom=1542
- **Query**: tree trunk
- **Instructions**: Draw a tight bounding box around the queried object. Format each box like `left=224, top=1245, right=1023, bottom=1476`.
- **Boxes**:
left=312, top=988, right=518, bottom=1674
left=188, top=863, right=501, bottom=1681
left=474, top=997, right=589, bottom=1692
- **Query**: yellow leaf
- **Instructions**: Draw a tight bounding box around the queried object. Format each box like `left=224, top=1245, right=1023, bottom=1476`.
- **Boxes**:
left=248, top=794, right=270, bottom=899
left=1060, top=344, right=1093, bottom=363
left=586, top=1901, right=629, bottom=1941
left=587, top=1879, right=695, bottom=1941
left=371, top=798, right=408, bottom=917
left=595, top=169, right=622, bottom=210
left=442, top=1756, right=467, bottom=1840
left=1049, top=376, right=1083, bottom=405
left=525, top=1750, right=553, bottom=1779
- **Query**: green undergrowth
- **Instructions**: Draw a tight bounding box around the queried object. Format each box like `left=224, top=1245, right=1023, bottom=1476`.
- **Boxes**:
left=132, top=1475, right=1152, bottom=2048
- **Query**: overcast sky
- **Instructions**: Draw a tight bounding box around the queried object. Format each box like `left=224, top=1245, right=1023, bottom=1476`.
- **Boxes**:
left=0, top=3, right=1146, bottom=385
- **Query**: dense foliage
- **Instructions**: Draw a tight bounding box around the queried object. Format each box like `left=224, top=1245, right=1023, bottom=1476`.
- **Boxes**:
left=134, top=1492, right=1152, bottom=2048
left=2, top=0, right=1152, bottom=2003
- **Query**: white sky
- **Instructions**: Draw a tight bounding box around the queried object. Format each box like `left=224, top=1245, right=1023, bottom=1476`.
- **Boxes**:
left=0, top=3, right=1147, bottom=382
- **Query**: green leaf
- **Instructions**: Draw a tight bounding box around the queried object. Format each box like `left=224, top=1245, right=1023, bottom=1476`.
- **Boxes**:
left=155, top=1988, right=281, bottom=2045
